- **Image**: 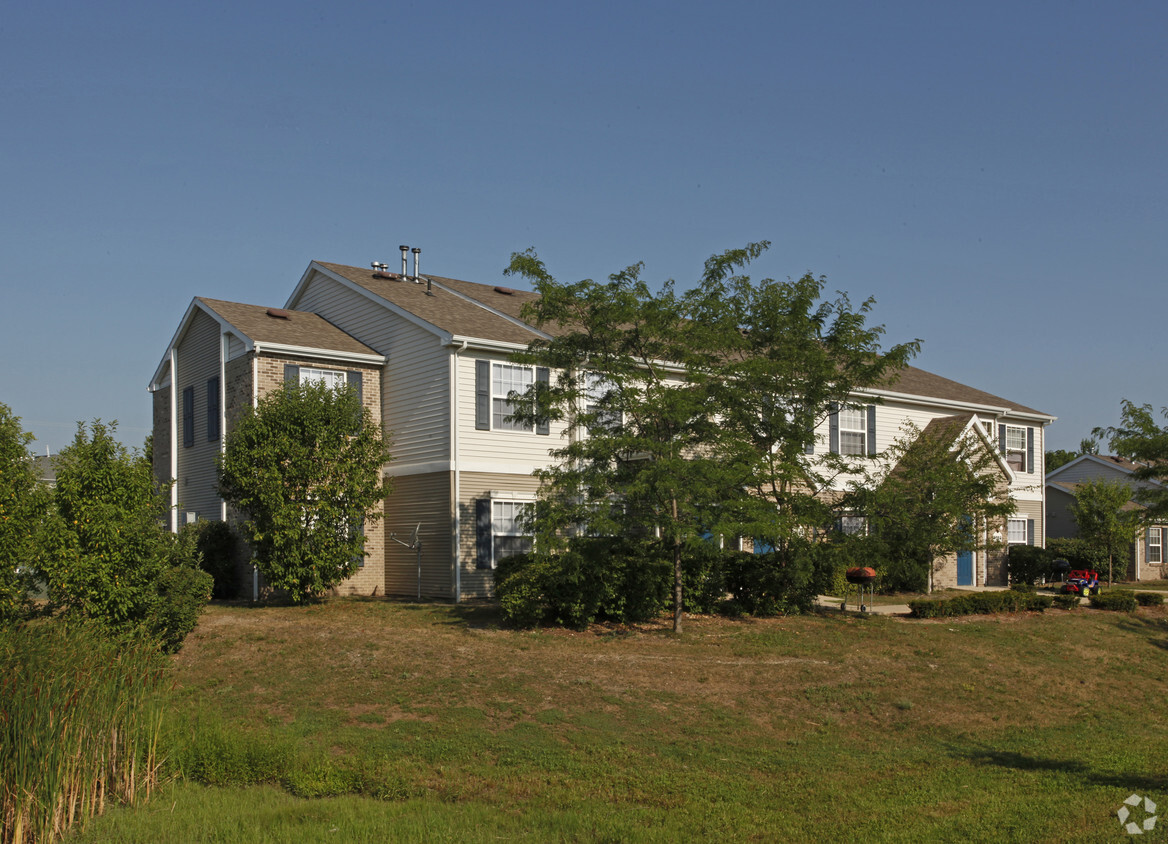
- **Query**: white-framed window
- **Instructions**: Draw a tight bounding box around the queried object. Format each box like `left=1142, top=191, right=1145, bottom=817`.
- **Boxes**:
left=1005, top=426, right=1026, bottom=472
left=839, top=406, right=867, bottom=456
left=492, top=363, right=534, bottom=431
left=477, top=497, right=534, bottom=569
left=1148, top=527, right=1162, bottom=564
left=300, top=367, right=347, bottom=390
left=492, top=500, right=533, bottom=563
left=1007, top=518, right=1028, bottom=545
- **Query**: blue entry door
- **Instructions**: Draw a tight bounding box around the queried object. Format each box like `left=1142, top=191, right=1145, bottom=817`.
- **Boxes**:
left=957, top=550, right=974, bottom=586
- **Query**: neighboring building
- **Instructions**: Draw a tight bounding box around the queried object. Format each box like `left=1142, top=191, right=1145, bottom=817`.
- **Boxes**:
left=149, top=254, right=1056, bottom=600
left=1045, top=454, right=1167, bottom=581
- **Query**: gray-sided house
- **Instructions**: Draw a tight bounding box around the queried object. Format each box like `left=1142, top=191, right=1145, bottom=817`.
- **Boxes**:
left=149, top=255, right=1056, bottom=600
left=1046, top=454, right=1167, bottom=581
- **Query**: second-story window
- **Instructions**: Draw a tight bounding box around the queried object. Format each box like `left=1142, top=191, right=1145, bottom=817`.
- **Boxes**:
left=838, top=407, right=867, bottom=456
left=492, top=363, right=534, bottom=431
left=1004, top=426, right=1026, bottom=472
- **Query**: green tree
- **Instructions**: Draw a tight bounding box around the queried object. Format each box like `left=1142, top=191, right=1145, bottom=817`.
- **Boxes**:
left=1045, top=449, right=1079, bottom=473
left=41, top=420, right=210, bottom=650
left=848, top=420, right=1015, bottom=593
left=684, top=250, right=919, bottom=589
left=505, top=249, right=737, bottom=632
left=218, top=379, right=390, bottom=602
left=1069, top=478, right=1141, bottom=585
left=504, top=242, right=918, bottom=630
left=1094, top=400, right=1168, bottom=521
left=0, top=403, right=51, bottom=621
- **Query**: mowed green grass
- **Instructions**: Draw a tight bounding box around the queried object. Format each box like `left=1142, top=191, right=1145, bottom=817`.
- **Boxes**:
left=68, top=600, right=1168, bottom=842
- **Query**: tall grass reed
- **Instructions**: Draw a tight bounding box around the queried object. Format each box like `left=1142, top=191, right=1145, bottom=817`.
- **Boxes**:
left=0, top=621, right=168, bottom=844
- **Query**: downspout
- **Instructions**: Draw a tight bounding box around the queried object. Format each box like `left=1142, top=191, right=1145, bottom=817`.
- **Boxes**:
left=252, top=351, right=259, bottom=602
left=169, top=349, right=179, bottom=533
left=219, top=333, right=228, bottom=522
left=451, top=339, right=468, bottom=603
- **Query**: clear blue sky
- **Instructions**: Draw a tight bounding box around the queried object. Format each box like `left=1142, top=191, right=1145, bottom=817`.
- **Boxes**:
left=3, top=0, right=1165, bottom=455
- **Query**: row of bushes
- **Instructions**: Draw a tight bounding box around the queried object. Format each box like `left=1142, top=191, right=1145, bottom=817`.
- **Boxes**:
left=908, top=589, right=1053, bottom=619
left=495, top=535, right=839, bottom=628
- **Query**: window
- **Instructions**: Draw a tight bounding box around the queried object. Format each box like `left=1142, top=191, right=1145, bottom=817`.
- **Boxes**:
left=182, top=386, right=194, bottom=448
left=476, top=498, right=533, bottom=569
left=839, top=515, right=867, bottom=536
left=1149, top=528, right=1162, bottom=564
left=1004, top=426, right=1026, bottom=472
left=838, top=407, right=867, bottom=456
left=1007, top=518, right=1029, bottom=545
left=585, top=371, right=621, bottom=434
left=206, top=377, right=220, bottom=441
left=492, top=363, right=533, bottom=431
left=299, top=367, right=347, bottom=390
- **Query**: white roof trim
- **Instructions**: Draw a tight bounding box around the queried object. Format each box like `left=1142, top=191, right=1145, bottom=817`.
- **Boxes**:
left=252, top=342, right=385, bottom=366
left=852, top=386, right=1055, bottom=423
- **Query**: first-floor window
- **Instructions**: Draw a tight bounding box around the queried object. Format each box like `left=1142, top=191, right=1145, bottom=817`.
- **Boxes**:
left=1149, top=527, right=1162, bottom=564
left=839, top=515, right=867, bottom=536
left=1007, top=518, right=1028, bottom=545
left=477, top=498, right=533, bottom=569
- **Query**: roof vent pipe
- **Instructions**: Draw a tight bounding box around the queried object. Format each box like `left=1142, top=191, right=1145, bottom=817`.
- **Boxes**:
left=412, top=247, right=421, bottom=283
left=399, top=245, right=409, bottom=278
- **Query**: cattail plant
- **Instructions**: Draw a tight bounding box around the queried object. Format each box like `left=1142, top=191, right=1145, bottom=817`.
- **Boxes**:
left=0, top=621, right=168, bottom=844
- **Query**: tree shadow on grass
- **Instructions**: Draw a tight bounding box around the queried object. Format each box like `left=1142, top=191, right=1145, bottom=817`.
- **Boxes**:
left=947, top=743, right=1167, bottom=794
left=1114, top=613, right=1168, bottom=651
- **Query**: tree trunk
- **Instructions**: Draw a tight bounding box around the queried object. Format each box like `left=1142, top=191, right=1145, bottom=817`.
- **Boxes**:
left=672, top=497, right=682, bottom=634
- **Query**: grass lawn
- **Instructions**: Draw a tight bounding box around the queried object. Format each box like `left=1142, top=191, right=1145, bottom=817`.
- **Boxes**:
left=68, top=599, right=1168, bottom=842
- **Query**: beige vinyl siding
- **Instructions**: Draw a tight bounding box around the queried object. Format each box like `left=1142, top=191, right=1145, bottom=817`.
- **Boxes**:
left=457, top=354, right=565, bottom=473
left=384, top=472, right=452, bottom=598
left=1049, top=460, right=1135, bottom=487
left=294, top=272, right=450, bottom=466
left=226, top=333, right=247, bottom=360
left=174, top=309, right=222, bottom=522
left=1012, top=499, right=1044, bottom=547
left=457, top=471, right=543, bottom=599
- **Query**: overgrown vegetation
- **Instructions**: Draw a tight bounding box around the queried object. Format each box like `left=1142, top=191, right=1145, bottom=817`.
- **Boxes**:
left=0, top=404, right=51, bottom=622
left=218, top=380, right=390, bottom=602
left=0, top=622, right=168, bottom=844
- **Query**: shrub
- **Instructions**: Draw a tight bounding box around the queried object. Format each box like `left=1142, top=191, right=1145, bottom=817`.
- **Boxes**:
left=147, top=565, right=214, bottom=653
left=495, top=537, right=670, bottom=629
left=1136, top=591, right=1164, bottom=607
left=722, top=541, right=824, bottom=616
left=194, top=520, right=241, bottom=599
left=1007, top=545, right=1054, bottom=585
left=1046, top=537, right=1107, bottom=572
left=1053, top=594, right=1081, bottom=610
left=908, top=590, right=1049, bottom=618
left=1090, top=590, right=1138, bottom=612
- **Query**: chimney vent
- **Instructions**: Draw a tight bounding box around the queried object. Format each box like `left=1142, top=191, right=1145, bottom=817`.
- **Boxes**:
left=411, top=247, right=421, bottom=283
left=399, top=245, right=410, bottom=278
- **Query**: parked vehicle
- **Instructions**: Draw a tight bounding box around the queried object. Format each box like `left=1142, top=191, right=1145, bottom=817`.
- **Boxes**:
left=1062, top=569, right=1099, bottom=596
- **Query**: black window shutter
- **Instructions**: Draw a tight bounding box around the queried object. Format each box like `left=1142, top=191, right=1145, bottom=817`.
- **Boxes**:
left=804, top=436, right=815, bottom=456
left=182, top=386, right=194, bottom=448
left=206, top=377, right=220, bottom=441
left=284, top=364, right=300, bottom=384
left=998, top=424, right=1007, bottom=455
left=475, top=360, right=490, bottom=430
left=1026, top=427, right=1035, bottom=473
left=828, top=404, right=840, bottom=454
left=1027, top=519, right=1035, bottom=546
left=476, top=498, right=492, bottom=569
left=535, top=367, right=550, bottom=436
left=866, top=405, right=877, bottom=457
